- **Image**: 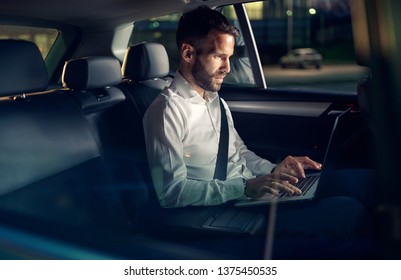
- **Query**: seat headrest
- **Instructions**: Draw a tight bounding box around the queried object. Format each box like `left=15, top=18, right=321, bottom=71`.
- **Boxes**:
left=0, top=40, right=48, bottom=97
left=62, top=56, right=122, bottom=91
left=122, top=42, right=170, bottom=81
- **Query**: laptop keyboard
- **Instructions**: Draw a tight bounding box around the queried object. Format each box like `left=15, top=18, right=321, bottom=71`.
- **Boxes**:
left=279, top=174, right=320, bottom=198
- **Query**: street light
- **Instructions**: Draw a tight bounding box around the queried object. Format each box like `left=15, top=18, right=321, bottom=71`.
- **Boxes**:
left=309, top=8, right=317, bottom=15
left=287, top=0, right=293, bottom=53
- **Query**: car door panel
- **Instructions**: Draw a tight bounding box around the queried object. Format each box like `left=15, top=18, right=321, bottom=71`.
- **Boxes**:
left=220, top=86, right=357, bottom=164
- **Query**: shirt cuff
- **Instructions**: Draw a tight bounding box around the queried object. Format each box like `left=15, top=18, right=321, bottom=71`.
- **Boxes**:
left=225, top=177, right=247, bottom=200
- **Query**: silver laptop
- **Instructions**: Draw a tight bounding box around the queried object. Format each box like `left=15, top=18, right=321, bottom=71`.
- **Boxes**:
left=235, top=108, right=351, bottom=207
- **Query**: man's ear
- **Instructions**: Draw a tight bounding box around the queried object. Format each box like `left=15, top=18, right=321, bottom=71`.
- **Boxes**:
left=181, top=43, right=195, bottom=64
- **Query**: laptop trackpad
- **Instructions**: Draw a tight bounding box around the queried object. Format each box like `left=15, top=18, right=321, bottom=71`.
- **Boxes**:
left=202, top=209, right=265, bottom=234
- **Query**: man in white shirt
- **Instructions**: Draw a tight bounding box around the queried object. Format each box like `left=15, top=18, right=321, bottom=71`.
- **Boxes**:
left=143, top=6, right=322, bottom=208
left=142, top=6, right=377, bottom=259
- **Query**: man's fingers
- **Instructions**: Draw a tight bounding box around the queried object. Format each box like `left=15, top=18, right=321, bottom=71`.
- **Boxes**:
left=271, top=172, right=298, bottom=184
left=260, top=186, right=280, bottom=196
left=280, top=181, right=302, bottom=195
left=294, top=156, right=322, bottom=170
left=267, top=177, right=302, bottom=196
left=246, top=174, right=302, bottom=198
left=292, top=159, right=306, bottom=178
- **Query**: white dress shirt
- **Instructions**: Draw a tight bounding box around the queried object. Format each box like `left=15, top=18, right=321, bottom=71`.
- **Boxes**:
left=143, top=72, right=276, bottom=208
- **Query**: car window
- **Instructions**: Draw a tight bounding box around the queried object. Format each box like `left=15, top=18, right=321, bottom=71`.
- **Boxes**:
left=0, top=25, right=59, bottom=59
left=243, top=0, right=369, bottom=92
left=130, top=8, right=256, bottom=87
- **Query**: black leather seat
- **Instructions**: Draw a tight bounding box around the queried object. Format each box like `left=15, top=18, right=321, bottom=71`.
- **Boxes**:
left=119, top=42, right=172, bottom=117
left=62, top=56, right=151, bottom=230
left=0, top=40, right=131, bottom=232
left=117, top=43, right=175, bottom=221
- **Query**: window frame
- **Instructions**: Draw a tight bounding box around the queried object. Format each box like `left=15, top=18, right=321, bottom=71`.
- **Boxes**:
left=231, top=3, right=267, bottom=89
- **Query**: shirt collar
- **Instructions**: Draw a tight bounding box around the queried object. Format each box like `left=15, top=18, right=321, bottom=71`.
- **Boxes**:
left=172, top=71, right=219, bottom=104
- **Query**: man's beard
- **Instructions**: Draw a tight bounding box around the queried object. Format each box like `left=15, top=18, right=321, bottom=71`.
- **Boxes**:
left=192, top=58, right=226, bottom=92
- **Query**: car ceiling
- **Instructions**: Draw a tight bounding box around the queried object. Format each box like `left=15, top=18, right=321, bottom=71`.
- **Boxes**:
left=0, top=0, right=248, bottom=30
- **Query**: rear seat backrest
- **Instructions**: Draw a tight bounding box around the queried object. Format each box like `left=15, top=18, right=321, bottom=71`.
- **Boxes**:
left=117, top=43, right=174, bottom=207
left=62, top=56, right=150, bottom=229
left=120, top=42, right=172, bottom=117
left=0, top=40, right=131, bottom=231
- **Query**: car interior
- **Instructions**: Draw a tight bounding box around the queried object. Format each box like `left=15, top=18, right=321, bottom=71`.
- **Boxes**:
left=0, top=0, right=400, bottom=260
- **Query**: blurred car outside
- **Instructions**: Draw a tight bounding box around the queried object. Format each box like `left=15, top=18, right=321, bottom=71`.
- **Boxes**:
left=279, top=48, right=323, bottom=69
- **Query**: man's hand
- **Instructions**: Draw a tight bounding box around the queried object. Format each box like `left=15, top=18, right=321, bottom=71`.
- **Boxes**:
left=244, top=173, right=301, bottom=198
left=273, top=156, right=322, bottom=179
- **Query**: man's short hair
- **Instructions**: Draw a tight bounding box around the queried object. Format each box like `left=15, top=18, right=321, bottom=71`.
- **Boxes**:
left=176, top=6, right=240, bottom=48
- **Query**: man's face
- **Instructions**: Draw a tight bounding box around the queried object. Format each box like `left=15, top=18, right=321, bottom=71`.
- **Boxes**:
left=191, top=30, right=235, bottom=92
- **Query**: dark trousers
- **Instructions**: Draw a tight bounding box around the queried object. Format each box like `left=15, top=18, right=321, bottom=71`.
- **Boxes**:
left=140, top=169, right=379, bottom=259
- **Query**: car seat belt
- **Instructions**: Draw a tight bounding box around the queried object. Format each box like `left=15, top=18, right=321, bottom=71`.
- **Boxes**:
left=213, top=97, right=229, bottom=180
